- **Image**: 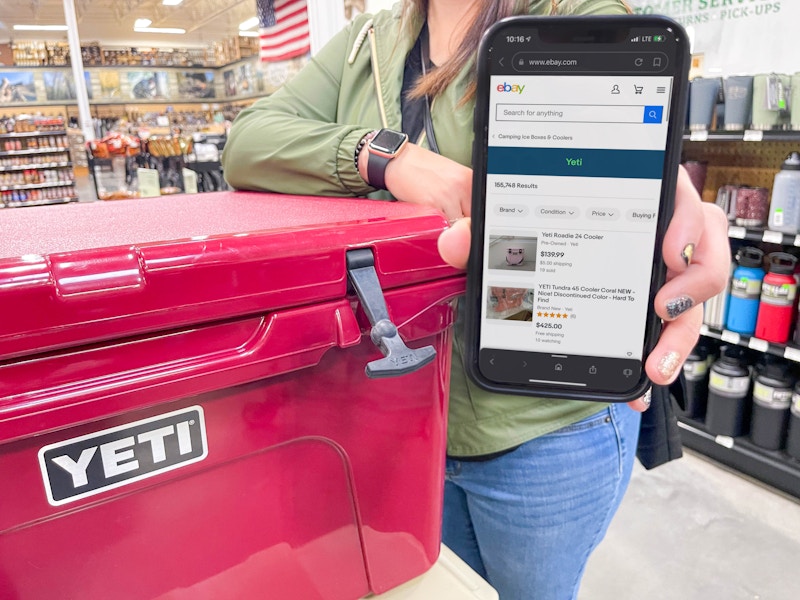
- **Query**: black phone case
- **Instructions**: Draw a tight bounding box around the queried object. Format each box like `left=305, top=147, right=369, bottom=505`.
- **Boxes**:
left=465, top=14, right=691, bottom=402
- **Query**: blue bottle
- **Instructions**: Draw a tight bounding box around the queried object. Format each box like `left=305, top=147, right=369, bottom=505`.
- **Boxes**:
left=726, top=246, right=765, bottom=334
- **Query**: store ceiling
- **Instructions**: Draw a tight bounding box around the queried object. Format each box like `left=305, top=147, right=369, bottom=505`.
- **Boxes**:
left=0, top=0, right=257, bottom=47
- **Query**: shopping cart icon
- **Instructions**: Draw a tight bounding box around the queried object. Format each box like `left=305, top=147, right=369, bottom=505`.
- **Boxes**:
left=634, top=84, right=643, bottom=94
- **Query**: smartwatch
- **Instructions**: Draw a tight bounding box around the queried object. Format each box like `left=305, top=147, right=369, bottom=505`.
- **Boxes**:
left=367, top=128, right=409, bottom=190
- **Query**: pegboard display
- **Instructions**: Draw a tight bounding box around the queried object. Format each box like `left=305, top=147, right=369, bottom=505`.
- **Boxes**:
left=683, top=140, right=800, bottom=204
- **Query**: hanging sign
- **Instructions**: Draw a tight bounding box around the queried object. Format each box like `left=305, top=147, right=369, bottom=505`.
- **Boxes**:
left=627, top=1, right=796, bottom=76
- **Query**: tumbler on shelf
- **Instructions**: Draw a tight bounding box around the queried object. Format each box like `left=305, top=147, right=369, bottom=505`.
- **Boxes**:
left=681, top=341, right=713, bottom=420
left=703, top=259, right=733, bottom=330
left=750, top=358, right=794, bottom=451
left=734, top=186, right=770, bottom=228
left=689, top=77, right=722, bottom=131
left=716, top=184, right=740, bottom=223
left=722, top=75, right=754, bottom=131
left=791, top=73, right=800, bottom=131
left=751, top=73, right=791, bottom=130
left=682, top=160, right=708, bottom=195
left=705, top=346, right=752, bottom=438
left=786, top=385, right=800, bottom=460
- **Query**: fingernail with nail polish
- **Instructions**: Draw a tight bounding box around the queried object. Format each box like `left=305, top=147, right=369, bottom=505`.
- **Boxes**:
left=666, top=296, right=694, bottom=319
left=641, top=388, right=652, bottom=410
left=681, top=243, right=695, bottom=266
left=658, top=351, right=682, bottom=380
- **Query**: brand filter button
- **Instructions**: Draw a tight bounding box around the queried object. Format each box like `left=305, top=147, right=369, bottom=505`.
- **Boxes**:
left=494, top=204, right=530, bottom=217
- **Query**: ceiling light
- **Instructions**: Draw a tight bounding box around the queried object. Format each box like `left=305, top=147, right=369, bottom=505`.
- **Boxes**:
left=239, top=17, right=259, bottom=30
left=162, top=0, right=184, bottom=5
left=134, top=18, right=152, bottom=28
left=239, top=30, right=259, bottom=37
left=134, top=27, right=186, bottom=34
left=13, top=24, right=69, bottom=31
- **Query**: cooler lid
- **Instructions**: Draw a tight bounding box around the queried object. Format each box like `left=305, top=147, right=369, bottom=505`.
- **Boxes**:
left=0, top=192, right=457, bottom=360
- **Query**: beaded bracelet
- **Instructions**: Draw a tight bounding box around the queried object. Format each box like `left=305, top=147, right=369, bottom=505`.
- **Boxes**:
left=354, top=130, right=378, bottom=178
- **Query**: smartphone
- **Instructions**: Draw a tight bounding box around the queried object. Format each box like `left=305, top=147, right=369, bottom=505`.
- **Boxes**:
left=465, top=15, right=690, bottom=402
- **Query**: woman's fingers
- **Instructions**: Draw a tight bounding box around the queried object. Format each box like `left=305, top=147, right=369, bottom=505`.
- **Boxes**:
left=655, top=168, right=730, bottom=321
left=437, top=217, right=471, bottom=270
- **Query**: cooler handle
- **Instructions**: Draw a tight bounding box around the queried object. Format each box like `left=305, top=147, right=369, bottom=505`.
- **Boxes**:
left=346, top=249, right=436, bottom=378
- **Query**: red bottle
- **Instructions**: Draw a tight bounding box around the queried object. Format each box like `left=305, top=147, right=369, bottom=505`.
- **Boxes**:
left=755, top=253, right=798, bottom=343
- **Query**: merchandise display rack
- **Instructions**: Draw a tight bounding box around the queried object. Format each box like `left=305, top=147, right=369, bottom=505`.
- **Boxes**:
left=677, top=417, right=800, bottom=499
left=699, top=324, right=800, bottom=364
left=683, top=126, right=800, bottom=499
left=684, top=130, right=800, bottom=143
left=0, top=122, right=77, bottom=208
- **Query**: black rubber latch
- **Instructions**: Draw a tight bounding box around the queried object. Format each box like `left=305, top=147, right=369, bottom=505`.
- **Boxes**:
left=346, top=248, right=436, bottom=378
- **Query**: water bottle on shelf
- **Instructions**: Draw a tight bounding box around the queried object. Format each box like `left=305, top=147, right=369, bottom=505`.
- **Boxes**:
left=767, top=152, right=800, bottom=234
left=750, top=357, right=794, bottom=450
left=726, top=247, right=765, bottom=335
left=754, top=252, right=798, bottom=344
left=705, top=345, right=752, bottom=437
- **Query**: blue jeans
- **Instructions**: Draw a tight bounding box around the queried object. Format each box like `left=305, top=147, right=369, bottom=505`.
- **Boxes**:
left=443, top=403, right=641, bottom=600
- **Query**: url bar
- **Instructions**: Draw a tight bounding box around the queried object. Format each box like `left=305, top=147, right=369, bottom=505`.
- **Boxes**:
left=510, top=52, right=669, bottom=73
left=496, top=104, right=664, bottom=124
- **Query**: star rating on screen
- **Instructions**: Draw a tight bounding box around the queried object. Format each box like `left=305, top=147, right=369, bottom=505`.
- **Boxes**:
left=257, top=0, right=311, bottom=63
left=537, top=312, right=569, bottom=319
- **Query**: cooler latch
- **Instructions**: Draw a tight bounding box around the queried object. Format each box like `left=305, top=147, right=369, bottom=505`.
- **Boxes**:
left=346, top=248, right=436, bottom=378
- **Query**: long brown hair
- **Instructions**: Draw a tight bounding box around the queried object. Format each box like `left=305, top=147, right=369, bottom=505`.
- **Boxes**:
left=406, top=0, right=632, bottom=102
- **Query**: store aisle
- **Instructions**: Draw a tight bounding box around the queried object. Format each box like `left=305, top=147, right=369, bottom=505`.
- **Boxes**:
left=580, top=450, right=800, bottom=599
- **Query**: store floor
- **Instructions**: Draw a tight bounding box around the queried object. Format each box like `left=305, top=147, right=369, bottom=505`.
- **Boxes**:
left=580, top=449, right=800, bottom=599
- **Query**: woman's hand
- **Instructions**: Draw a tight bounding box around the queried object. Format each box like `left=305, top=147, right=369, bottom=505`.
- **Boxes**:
left=438, top=165, right=731, bottom=412
left=360, top=141, right=472, bottom=222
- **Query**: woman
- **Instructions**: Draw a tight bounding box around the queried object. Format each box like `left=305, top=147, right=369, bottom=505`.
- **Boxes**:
left=222, top=1, right=729, bottom=598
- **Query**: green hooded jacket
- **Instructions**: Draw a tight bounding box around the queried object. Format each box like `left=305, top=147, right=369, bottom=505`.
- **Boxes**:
left=222, top=0, right=630, bottom=456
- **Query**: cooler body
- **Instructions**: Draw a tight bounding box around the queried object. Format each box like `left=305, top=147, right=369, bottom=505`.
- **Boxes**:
left=0, top=193, right=464, bottom=599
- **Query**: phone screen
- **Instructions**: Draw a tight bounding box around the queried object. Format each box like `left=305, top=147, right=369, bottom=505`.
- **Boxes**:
left=470, top=17, right=689, bottom=399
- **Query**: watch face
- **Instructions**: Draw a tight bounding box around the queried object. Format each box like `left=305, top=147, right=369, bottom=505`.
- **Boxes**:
left=370, top=129, right=408, bottom=154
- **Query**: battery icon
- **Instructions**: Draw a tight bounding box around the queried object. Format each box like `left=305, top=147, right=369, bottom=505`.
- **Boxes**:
left=653, top=35, right=665, bottom=42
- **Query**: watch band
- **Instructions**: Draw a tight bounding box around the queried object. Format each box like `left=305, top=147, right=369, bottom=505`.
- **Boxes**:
left=367, top=153, right=392, bottom=190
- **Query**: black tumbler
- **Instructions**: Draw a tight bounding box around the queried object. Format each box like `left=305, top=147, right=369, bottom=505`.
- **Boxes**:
left=681, top=342, right=712, bottom=419
left=785, top=385, right=800, bottom=460
left=705, top=346, right=751, bottom=437
left=750, top=360, right=794, bottom=450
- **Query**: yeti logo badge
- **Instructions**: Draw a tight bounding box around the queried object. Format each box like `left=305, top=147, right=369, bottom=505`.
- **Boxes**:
left=38, top=406, right=208, bottom=506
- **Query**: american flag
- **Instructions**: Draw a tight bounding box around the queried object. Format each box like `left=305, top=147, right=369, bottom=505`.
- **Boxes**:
left=257, top=0, right=311, bottom=63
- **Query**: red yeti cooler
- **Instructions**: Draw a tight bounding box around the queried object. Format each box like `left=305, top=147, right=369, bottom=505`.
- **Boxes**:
left=0, top=192, right=465, bottom=599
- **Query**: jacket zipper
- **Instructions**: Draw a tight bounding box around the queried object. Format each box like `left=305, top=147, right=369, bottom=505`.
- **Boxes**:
left=368, top=27, right=389, bottom=128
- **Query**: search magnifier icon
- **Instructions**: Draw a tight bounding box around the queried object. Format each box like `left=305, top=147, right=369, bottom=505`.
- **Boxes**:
left=643, top=106, right=663, bottom=123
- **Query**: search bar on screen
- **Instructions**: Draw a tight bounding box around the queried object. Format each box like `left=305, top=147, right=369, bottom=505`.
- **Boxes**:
left=496, top=104, right=663, bottom=124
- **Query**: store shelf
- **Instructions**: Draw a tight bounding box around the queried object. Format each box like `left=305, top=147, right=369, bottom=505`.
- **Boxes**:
left=684, top=129, right=800, bottom=142
left=727, top=224, right=800, bottom=246
left=0, top=162, right=72, bottom=171
left=0, top=130, right=67, bottom=139
left=0, top=181, right=76, bottom=192
left=3, top=196, right=78, bottom=208
left=0, top=147, right=70, bottom=157
left=677, top=417, right=800, bottom=499
left=700, top=324, right=800, bottom=363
